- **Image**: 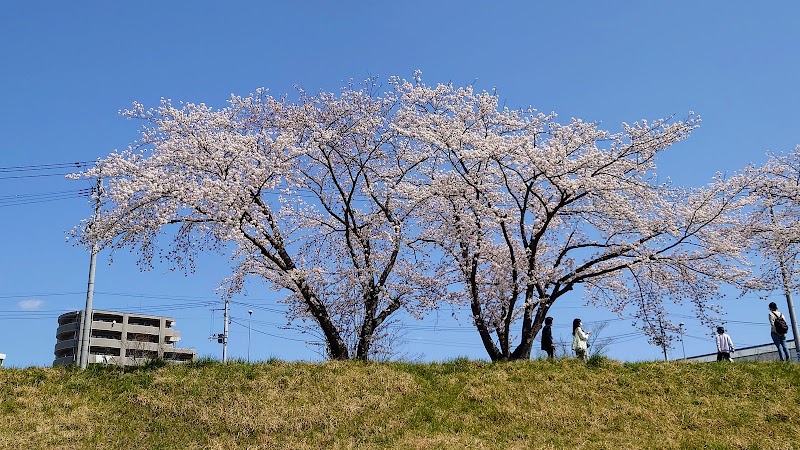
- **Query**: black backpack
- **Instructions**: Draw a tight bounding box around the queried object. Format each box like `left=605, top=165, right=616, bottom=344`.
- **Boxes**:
left=774, top=312, right=789, bottom=335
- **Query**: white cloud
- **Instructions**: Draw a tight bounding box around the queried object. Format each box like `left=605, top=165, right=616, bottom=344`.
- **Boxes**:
left=18, top=299, right=43, bottom=311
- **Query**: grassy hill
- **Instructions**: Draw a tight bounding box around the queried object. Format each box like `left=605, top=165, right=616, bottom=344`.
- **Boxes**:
left=1, top=357, right=799, bottom=449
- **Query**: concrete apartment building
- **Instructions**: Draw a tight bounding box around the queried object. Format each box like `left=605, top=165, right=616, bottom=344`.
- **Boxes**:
left=53, top=310, right=196, bottom=366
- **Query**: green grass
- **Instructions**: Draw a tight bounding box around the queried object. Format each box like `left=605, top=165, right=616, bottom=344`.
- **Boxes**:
left=1, top=358, right=799, bottom=449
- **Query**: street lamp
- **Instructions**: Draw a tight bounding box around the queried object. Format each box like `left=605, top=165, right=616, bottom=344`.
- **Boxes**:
left=679, top=322, right=686, bottom=360
left=247, top=310, right=253, bottom=363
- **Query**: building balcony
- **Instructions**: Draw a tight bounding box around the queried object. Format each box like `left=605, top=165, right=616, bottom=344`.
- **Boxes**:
left=87, top=337, right=124, bottom=350
left=125, top=323, right=161, bottom=335
left=57, top=312, right=80, bottom=326
left=54, top=338, right=78, bottom=353
left=123, top=340, right=161, bottom=352
left=91, top=320, right=121, bottom=332
left=56, top=322, right=79, bottom=337
left=53, top=355, right=76, bottom=366
left=164, top=329, right=181, bottom=343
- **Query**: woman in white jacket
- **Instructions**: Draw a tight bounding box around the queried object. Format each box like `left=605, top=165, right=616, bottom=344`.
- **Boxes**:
left=572, top=318, right=591, bottom=361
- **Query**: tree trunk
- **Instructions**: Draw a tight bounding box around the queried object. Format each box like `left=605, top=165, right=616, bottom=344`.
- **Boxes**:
left=471, top=296, right=504, bottom=361
left=510, top=301, right=537, bottom=360
left=356, top=308, right=376, bottom=360
left=298, top=284, right=349, bottom=360
left=511, top=300, right=550, bottom=360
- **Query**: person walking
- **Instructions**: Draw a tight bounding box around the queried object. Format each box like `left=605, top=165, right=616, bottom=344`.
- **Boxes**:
left=715, top=326, right=734, bottom=362
left=541, top=317, right=555, bottom=358
left=768, top=302, right=791, bottom=361
left=572, top=318, right=590, bottom=362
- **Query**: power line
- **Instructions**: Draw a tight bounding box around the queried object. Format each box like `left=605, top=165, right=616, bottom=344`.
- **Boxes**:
left=229, top=300, right=286, bottom=314
left=0, top=189, right=91, bottom=207
left=0, top=172, right=81, bottom=181
left=0, top=161, right=95, bottom=208
left=0, top=292, right=84, bottom=299
left=0, top=291, right=221, bottom=303
left=401, top=337, right=478, bottom=349
left=0, top=161, right=93, bottom=173
left=230, top=318, right=310, bottom=342
left=0, top=189, right=90, bottom=200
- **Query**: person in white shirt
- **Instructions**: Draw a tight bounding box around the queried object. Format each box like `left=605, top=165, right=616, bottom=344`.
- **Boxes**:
left=715, top=326, right=734, bottom=362
left=572, top=318, right=590, bottom=362
left=768, top=302, right=791, bottom=361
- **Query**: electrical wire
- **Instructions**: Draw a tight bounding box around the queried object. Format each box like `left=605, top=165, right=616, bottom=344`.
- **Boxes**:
left=0, top=162, right=94, bottom=207
left=229, top=300, right=286, bottom=314
left=400, top=337, right=479, bottom=349
left=0, top=172, right=82, bottom=181
left=0, top=189, right=92, bottom=207
left=0, top=161, right=93, bottom=173
left=229, top=318, right=310, bottom=342
left=229, top=315, right=291, bottom=328
left=0, top=161, right=92, bottom=181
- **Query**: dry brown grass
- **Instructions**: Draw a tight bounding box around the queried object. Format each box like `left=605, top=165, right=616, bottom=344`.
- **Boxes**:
left=0, top=358, right=798, bottom=449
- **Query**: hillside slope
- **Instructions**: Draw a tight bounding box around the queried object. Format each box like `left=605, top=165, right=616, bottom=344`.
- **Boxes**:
left=1, top=358, right=798, bottom=449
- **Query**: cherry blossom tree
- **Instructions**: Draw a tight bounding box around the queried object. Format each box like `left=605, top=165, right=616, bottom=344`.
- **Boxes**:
left=740, top=148, right=800, bottom=351
left=393, top=78, right=755, bottom=361
left=72, top=79, right=444, bottom=360
left=73, top=73, right=761, bottom=362
left=744, top=149, right=800, bottom=289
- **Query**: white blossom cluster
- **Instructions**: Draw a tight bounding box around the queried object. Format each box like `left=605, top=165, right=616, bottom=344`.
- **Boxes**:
left=742, top=148, right=800, bottom=295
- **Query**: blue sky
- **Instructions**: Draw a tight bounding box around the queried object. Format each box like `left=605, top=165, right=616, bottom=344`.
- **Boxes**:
left=1, top=2, right=799, bottom=367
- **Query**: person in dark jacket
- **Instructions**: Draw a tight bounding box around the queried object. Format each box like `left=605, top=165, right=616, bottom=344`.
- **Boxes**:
left=541, top=316, right=555, bottom=358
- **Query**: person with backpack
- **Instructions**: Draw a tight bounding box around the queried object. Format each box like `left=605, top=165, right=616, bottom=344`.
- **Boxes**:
left=769, top=302, right=791, bottom=361
left=715, top=327, right=734, bottom=362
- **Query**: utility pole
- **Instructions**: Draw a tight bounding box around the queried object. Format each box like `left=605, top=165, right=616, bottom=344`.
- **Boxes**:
left=778, top=258, right=800, bottom=362
left=222, top=298, right=229, bottom=362
left=679, top=323, right=686, bottom=360
left=210, top=299, right=230, bottom=362
left=247, top=309, right=253, bottom=363
left=656, top=317, right=669, bottom=361
left=78, top=176, right=102, bottom=369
